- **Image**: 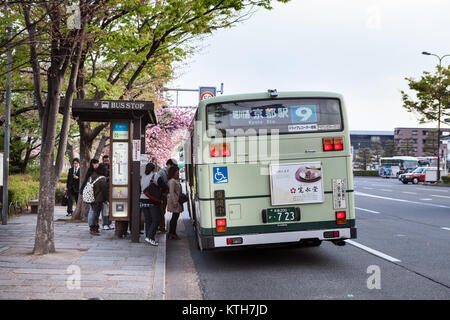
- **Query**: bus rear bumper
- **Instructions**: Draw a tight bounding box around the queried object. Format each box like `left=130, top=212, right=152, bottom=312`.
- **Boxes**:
left=204, top=227, right=357, bottom=249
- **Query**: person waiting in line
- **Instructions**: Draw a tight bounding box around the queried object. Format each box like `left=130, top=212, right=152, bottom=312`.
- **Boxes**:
left=80, top=158, right=100, bottom=194
left=140, top=162, right=164, bottom=246
left=87, top=163, right=109, bottom=236
left=101, top=154, right=114, bottom=231
left=154, top=158, right=178, bottom=233
left=79, top=158, right=99, bottom=221
left=66, top=158, right=81, bottom=217
left=167, top=166, right=182, bottom=240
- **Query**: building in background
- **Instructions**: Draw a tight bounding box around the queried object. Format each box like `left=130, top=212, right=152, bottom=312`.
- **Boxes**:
left=350, top=130, right=394, bottom=158
left=394, top=127, right=450, bottom=157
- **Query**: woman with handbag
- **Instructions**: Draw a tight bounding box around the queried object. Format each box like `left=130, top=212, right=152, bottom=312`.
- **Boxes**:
left=167, top=166, right=184, bottom=240
left=140, top=163, right=162, bottom=246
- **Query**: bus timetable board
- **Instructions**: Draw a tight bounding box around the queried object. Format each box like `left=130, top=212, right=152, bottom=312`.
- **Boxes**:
left=110, top=122, right=131, bottom=220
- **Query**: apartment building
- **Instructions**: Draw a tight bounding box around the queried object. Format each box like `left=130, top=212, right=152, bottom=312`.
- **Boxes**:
left=394, top=127, right=450, bottom=157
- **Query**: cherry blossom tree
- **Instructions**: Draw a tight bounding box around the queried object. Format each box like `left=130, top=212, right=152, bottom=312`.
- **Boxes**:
left=146, top=107, right=195, bottom=166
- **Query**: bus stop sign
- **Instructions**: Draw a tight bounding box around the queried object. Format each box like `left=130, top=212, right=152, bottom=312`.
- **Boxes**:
left=199, top=86, right=216, bottom=102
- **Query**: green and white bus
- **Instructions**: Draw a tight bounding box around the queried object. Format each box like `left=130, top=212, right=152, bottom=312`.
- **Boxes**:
left=184, top=90, right=356, bottom=250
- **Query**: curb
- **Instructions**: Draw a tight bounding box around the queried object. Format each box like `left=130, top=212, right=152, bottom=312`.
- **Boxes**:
left=151, top=231, right=166, bottom=300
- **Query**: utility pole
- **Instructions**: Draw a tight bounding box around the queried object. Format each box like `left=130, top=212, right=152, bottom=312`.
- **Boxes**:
left=2, top=0, right=12, bottom=225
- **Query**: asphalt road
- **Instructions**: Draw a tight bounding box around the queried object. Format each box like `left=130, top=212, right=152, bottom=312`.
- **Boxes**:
left=166, top=177, right=450, bottom=300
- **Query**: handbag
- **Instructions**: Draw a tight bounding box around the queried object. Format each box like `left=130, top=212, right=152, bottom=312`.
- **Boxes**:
left=179, top=193, right=188, bottom=205
left=143, top=177, right=162, bottom=204
left=61, top=192, right=69, bottom=206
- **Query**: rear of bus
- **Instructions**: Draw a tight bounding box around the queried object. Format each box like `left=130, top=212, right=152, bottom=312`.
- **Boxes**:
left=191, top=91, right=356, bottom=250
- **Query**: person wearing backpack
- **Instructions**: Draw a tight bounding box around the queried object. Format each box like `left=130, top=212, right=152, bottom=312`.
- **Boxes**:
left=85, top=163, right=109, bottom=236
left=140, top=162, right=164, bottom=246
left=167, top=166, right=183, bottom=240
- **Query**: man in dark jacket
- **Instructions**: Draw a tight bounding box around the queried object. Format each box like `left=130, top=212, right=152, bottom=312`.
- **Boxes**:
left=66, top=158, right=81, bottom=217
left=87, top=163, right=109, bottom=235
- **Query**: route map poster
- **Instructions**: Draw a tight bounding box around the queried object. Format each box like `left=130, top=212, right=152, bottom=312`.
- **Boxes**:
left=112, top=142, right=128, bottom=185
left=269, top=162, right=324, bottom=205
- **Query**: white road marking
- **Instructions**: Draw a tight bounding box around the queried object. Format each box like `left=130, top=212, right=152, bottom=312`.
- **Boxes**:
left=380, top=189, right=393, bottom=192
left=402, top=191, right=417, bottom=195
left=363, top=187, right=374, bottom=190
left=355, top=207, right=380, bottom=214
left=431, top=194, right=450, bottom=199
left=441, top=227, right=450, bottom=231
left=420, top=198, right=433, bottom=201
left=345, top=240, right=401, bottom=263
left=417, top=188, right=449, bottom=193
left=354, top=191, right=450, bottom=209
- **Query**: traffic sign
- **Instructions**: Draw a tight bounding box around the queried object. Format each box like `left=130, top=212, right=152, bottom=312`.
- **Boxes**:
left=199, top=87, right=216, bottom=102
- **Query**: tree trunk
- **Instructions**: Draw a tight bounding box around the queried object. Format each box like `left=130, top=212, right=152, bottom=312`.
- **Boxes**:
left=33, top=160, right=57, bottom=254
left=94, top=134, right=109, bottom=160
left=33, top=75, right=63, bottom=254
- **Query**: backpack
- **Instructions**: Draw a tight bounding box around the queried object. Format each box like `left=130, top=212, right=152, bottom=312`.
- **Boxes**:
left=82, top=176, right=105, bottom=204
left=143, top=176, right=163, bottom=204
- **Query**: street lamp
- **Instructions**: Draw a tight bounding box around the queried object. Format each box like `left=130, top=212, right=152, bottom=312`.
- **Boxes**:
left=421, top=51, right=450, bottom=181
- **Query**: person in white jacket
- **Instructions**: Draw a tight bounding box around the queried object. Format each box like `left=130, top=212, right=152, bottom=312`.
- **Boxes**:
left=140, top=163, right=163, bottom=246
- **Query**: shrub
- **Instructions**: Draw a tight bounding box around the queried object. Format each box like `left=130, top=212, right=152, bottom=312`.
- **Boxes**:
left=2, top=174, right=70, bottom=221
left=353, top=170, right=379, bottom=177
left=7, top=175, right=40, bottom=214
left=442, top=175, right=450, bottom=184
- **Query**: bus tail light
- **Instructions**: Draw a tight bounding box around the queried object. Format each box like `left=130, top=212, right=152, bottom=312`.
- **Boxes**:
left=216, top=219, right=227, bottom=232
left=210, top=143, right=231, bottom=157
left=336, top=211, right=347, bottom=225
left=226, top=237, right=243, bottom=245
left=333, top=137, right=344, bottom=150
left=323, top=137, right=344, bottom=151
left=323, top=138, right=334, bottom=151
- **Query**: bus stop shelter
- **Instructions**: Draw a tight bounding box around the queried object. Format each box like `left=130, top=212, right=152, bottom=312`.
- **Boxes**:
left=72, top=99, right=156, bottom=243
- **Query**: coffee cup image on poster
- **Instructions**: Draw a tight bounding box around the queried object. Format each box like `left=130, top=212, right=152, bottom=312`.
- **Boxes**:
left=269, top=162, right=324, bottom=206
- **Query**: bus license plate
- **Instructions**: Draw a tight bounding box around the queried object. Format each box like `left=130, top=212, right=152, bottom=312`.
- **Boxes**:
left=267, top=207, right=297, bottom=223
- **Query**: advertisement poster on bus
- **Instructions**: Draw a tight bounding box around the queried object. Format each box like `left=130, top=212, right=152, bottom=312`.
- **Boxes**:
left=269, top=162, right=324, bottom=205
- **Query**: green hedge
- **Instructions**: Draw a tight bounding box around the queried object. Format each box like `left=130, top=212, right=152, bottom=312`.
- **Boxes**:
left=2, top=174, right=69, bottom=220
left=442, top=175, right=450, bottom=184
left=7, top=175, right=40, bottom=212
left=353, top=170, right=379, bottom=176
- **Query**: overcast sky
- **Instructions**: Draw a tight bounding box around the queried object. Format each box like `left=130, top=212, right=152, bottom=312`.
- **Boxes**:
left=166, top=0, right=450, bottom=132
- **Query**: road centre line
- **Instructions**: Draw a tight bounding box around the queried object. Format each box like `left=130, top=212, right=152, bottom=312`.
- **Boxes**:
left=402, top=191, right=417, bottom=195
left=380, top=189, right=393, bottom=192
left=355, top=207, right=380, bottom=214
left=345, top=240, right=401, bottom=263
left=441, top=227, right=450, bottom=231
left=354, top=191, right=450, bottom=209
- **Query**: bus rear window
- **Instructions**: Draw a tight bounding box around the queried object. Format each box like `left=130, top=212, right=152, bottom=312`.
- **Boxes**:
left=206, top=98, right=342, bottom=137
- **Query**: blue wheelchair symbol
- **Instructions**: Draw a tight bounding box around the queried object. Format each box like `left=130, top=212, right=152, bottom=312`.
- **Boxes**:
left=213, top=167, right=228, bottom=184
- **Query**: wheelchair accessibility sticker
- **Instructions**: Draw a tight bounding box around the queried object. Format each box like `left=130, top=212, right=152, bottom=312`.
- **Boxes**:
left=213, top=167, right=228, bottom=184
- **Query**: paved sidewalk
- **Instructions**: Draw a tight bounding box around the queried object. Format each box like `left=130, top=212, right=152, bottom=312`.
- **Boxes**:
left=0, top=206, right=166, bottom=300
